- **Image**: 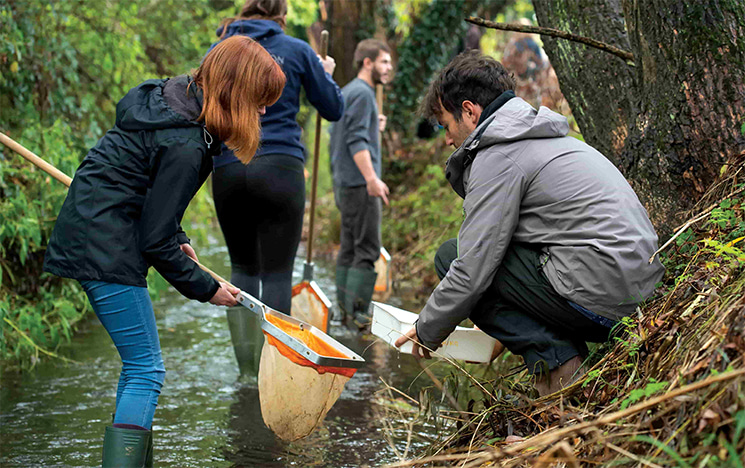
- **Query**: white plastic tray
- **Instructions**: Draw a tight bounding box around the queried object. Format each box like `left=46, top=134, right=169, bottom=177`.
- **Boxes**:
left=371, top=302, right=498, bottom=363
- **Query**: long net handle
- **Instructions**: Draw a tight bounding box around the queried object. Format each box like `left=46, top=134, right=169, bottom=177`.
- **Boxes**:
left=306, top=30, right=329, bottom=266
left=376, top=84, right=384, bottom=115
left=0, top=131, right=235, bottom=287
left=0, top=132, right=72, bottom=187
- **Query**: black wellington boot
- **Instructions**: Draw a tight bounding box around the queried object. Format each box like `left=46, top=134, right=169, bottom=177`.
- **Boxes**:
left=101, top=426, right=151, bottom=468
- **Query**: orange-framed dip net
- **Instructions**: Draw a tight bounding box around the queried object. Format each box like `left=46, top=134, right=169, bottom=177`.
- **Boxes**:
left=290, top=280, right=331, bottom=332
left=263, top=311, right=356, bottom=378
left=373, top=247, right=392, bottom=301
left=254, top=301, right=363, bottom=441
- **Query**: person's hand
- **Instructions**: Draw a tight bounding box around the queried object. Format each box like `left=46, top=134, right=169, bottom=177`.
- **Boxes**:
left=394, top=326, right=432, bottom=359
left=318, top=54, right=336, bottom=76
left=209, top=282, right=240, bottom=307
left=180, top=243, right=199, bottom=262
left=366, top=177, right=390, bottom=206
left=378, top=114, right=387, bottom=133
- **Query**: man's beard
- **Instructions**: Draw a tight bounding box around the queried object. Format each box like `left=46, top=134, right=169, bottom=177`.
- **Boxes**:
left=372, top=66, right=385, bottom=85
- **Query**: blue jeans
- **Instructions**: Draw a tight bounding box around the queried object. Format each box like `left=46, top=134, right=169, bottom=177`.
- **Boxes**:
left=81, top=280, right=165, bottom=430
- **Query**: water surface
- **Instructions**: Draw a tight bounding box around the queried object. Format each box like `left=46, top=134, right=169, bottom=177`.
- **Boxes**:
left=1, top=242, right=443, bottom=467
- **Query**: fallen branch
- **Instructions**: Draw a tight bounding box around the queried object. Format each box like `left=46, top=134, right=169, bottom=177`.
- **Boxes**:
left=465, top=16, right=635, bottom=63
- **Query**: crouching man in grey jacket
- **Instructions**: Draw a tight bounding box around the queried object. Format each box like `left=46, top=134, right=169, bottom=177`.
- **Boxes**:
left=395, top=51, right=665, bottom=395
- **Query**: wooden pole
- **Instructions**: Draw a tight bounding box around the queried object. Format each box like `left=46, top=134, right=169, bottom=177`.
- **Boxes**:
left=306, top=30, right=329, bottom=267
left=0, top=132, right=72, bottom=187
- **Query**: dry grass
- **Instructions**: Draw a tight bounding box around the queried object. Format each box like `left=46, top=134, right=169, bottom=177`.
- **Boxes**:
left=380, top=155, right=745, bottom=467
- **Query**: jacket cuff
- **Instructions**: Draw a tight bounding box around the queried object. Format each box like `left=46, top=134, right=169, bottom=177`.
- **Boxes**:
left=176, top=231, right=190, bottom=245
left=194, top=278, right=220, bottom=303
left=415, top=319, right=441, bottom=351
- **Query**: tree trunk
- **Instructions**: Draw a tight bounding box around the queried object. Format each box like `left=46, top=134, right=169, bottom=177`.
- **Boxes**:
left=533, top=0, right=635, bottom=165
left=325, top=0, right=379, bottom=87
left=532, top=0, right=745, bottom=235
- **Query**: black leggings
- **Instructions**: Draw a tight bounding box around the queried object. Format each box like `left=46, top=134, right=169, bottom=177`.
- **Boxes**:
left=213, top=156, right=305, bottom=314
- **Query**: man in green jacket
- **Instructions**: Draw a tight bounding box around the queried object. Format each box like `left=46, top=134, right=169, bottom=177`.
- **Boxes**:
left=396, top=51, right=664, bottom=395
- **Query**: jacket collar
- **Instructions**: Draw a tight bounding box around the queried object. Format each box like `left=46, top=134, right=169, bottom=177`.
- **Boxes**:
left=445, top=90, right=516, bottom=198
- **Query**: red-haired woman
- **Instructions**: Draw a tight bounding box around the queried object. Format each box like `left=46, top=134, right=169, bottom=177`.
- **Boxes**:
left=43, top=36, right=285, bottom=467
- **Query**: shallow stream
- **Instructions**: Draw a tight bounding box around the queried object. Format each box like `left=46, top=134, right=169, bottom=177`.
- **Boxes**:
left=0, top=241, right=442, bottom=467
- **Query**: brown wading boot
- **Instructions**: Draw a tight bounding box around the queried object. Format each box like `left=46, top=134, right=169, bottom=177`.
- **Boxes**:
left=534, top=356, right=586, bottom=396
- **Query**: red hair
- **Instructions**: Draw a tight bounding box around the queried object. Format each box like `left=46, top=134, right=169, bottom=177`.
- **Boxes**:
left=193, top=35, right=285, bottom=163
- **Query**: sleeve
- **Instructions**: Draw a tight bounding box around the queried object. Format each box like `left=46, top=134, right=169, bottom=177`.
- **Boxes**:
left=139, top=138, right=220, bottom=302
left=176, top=228, right=190, bottom=245
left=344, top=91, right=375, bottom=157
left=415, top=159, right=526, bottom=349
left=301, top=45, right=345, bottom=121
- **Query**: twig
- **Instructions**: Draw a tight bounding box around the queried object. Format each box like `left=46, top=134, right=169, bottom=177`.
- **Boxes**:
left=414, top=357, right=484, bottom=437
left=605, top=442, right=664, bottom=468
left=378, top=377, right=421, bottom=406
left=650, top=185, right=745, bottom=263
left=465, top=16, right=634, bottom=63
left=3, top=317, right=80, bottom=365
left=415, top=357, right=466, bottom=415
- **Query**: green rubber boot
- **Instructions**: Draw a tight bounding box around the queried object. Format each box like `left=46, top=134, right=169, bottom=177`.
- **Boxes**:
left=145, top=433, right=153, bottom=468
left=226, top=306, right=265, bottom=378
left=335, top=266, right=350, bottom=322
left=102, top=426, right=152, bottom=468
left=345, top=268, right=378, bottom=331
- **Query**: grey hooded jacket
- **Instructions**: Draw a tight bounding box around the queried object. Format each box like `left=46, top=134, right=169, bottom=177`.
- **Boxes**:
left=416, top=97, right=665, bottom=349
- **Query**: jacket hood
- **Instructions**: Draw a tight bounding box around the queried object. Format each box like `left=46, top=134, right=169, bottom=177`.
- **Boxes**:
left=215, top=19, right=283, bottom=41
left=445, top=96, right=570, bottom=198
left=115, top=76, right=203, bottom=132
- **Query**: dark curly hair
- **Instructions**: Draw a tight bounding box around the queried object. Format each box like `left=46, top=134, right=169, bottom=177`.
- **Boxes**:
left=421, top=50, right=515, bottom=122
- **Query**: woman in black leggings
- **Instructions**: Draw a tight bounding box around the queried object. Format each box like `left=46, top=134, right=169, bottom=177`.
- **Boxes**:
left=213, top=155, right=305, bottom=313
left=209, top=0, right=344, bottom=376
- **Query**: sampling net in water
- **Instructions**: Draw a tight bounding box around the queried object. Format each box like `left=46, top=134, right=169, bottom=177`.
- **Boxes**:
left=258, top=310, right=360, bottom=441
left=291, top=280, right=331, bottom=332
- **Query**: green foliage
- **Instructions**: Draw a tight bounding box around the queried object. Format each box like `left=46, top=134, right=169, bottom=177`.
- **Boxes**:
left=611, top=315, right=642, bottom=360
left=619, top=378, right=668, bottom=410
left=701, top=238, right=745, bottom=264
left=387, top=0, right=475, bottom=137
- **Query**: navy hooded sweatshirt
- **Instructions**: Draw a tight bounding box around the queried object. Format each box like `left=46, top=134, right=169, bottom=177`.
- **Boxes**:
left=209, top=20, right=344, bottom=167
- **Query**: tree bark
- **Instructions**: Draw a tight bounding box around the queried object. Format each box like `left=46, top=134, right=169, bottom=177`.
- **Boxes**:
left=533, top=0, right=636, bottom=165
left=325, top=0, right=379, bottom=87
left=532, top=0, right=745, bottom=235
left=619, top=0, right=745, bottom=233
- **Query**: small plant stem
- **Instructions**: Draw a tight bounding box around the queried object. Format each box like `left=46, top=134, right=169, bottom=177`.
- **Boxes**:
left=414, top=357, right=481, bottom=435
left=605, top=442, right=664, bottom=468
left=650, top=185, right=745, bottom=263
left=3, top=317, right=79, bottom=365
